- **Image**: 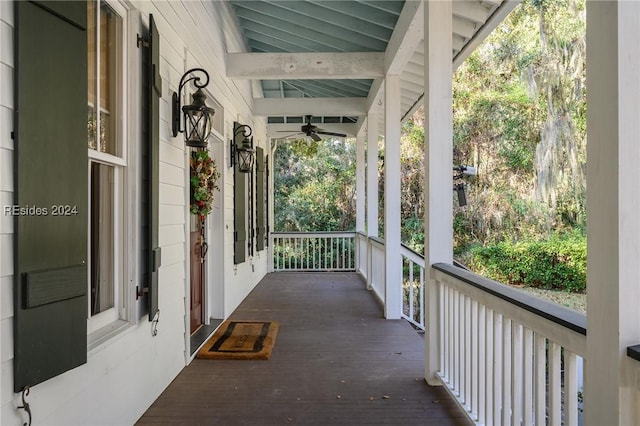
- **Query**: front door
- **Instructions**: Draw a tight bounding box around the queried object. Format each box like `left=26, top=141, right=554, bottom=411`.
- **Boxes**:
left=190, top=216, right=205, bottom=334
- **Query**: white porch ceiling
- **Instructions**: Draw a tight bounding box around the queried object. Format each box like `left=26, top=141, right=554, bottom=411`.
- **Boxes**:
left=227, top=0, right=520, bottom=137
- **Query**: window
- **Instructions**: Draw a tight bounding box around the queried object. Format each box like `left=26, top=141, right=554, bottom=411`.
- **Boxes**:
left=87, top=0, right=127, bottom=333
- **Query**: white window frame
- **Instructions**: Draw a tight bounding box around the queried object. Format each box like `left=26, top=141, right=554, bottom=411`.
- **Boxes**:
left=87, top=0, right=132, bottom=338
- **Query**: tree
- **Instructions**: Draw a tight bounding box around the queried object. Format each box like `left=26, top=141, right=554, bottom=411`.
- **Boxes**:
left=451, top=0, right=586, bottom=252
left=274, top=138, right=356, bottom=232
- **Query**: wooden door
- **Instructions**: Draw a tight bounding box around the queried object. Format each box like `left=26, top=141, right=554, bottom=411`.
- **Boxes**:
left=190, top=216, right=205, bottom=334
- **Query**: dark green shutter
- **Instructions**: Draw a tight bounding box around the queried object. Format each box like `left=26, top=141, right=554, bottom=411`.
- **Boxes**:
left=147, top=14, right=161, bottom=321
left=265, top=155, right=270, bottom=247
left=14, top=1, right=88, bottom=392
left=255, top=147, right=265, bottom=251
left=234, top=124, right=247, bottom=264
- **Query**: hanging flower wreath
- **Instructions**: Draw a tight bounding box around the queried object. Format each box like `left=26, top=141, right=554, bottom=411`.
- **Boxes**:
left=190, top=150, right=220, bottom=218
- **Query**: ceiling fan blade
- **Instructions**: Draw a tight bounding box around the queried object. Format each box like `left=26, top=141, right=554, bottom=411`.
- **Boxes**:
left=317, top=131, right=347, bottom=138
left=310, top=132, right=322, bottom=142
left=276, top=132, right=303, bottom=138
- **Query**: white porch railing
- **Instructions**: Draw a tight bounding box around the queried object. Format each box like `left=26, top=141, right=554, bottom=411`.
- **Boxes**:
left=401, top=244, right=425, bottom=330
left=355, top=232, right=369, bottom=277
left=367, top=236, right=386, bottom=302
left=433, top=263, right=586, bottom=426
left=355, top=233, right=426, bottom=329
left=271, top=232, right=355, bottom=271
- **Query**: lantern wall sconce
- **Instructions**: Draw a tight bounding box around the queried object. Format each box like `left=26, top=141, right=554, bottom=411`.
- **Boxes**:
left=452, top=165, right=477, bottom=207
left=172, top=68, right=215, bottom=148
left=230, top=122, right=255, bottom=173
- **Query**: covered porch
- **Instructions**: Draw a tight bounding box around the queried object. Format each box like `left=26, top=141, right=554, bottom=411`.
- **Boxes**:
left=2, top=1, right=640, bottom=425
left=138, top=272, right=471, bottom=425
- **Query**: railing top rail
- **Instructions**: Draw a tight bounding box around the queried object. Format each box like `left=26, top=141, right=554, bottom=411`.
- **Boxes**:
left=400, top=244, right=424, bottom=266
left=369, top=236, right=385, bottom=247
left=272, top=231, right=356, bottom=237
left=400, top=242, right=420, bottom=258
left=628, top=345, right=640, bottom=362
left=433, top=263, right=587, bottom=336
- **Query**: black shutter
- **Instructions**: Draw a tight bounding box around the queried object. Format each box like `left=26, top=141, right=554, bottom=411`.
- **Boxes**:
left=13, top=1, right=88, bottom=392
left=234, top=124, right=247, bottom=264
left=147, top=14, right=161, bottom=321
left=255, top=147, right=265, bottom=251
left=265, top=155, right=270, bottom=247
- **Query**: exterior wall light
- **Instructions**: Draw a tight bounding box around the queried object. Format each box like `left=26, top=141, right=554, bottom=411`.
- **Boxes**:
left=230, top=122, right=255, bottom=173
left=172, top=68, right=214, bottom=148
left=453, top=165, right=477, bottom=207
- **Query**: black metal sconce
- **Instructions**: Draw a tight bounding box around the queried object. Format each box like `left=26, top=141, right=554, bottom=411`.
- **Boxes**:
left=172, top=68, right=214, bottom=148
left=453, top=165, right=477, bottom=207
left=454, top=183, right=467, bottom=207
left=230, top=122, right=255, bottom=173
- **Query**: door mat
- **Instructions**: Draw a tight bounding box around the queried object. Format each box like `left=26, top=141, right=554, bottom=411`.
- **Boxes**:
left=196, top=321, right=279, bottom=360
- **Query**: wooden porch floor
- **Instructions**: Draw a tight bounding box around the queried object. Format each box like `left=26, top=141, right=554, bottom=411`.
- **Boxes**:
left=136, top=272, right=472, bottom=425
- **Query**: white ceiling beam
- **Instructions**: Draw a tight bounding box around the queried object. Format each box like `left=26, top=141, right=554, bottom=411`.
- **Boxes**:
left=384, top=1, right=424, bottom=75
left=267, top=122, right=358, bottom=137
left=357, top=77, right=386, bottom=136
left=453, top=15, right=478, bottom=39
left=453, top=1, right=491, bottom=24
left=453, top=0, right=521, bottom=70
left=401, top=71, right=424, bottom=87
left=226, top=52, right=384, bottom=80
left=365, top=79, right=385, bottom=115
left=453, top=34, right=467, bottom=52
left=253, top=97, right=367, bottom=116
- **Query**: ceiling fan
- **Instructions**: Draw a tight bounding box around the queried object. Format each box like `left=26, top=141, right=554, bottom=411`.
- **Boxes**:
left=279, top=115, right=347, bottom=142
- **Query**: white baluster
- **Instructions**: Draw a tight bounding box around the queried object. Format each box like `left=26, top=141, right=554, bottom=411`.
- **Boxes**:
left=464, top=295, right=471, bottom=410
left=523, top=327, right=534, bottom=426
left=494, top=313, right=503, bottom=423
left=485, top=308, right=494, bottom=426
left=512, top=323, right=523, bottom=426
left=534, top=335, right=546, bottom=425
left=565, top=350, right=579, bottom=426
left=419, top=268, right=425, bottom=328
left=549, top=342, right=561, bottom=425
left=503, top=318, right=512, bottom=425
left=476, top=302, right=484, bottom=423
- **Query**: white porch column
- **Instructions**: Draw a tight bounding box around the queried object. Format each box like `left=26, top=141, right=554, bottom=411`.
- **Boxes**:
left=356, top=130, right=366, bottom=233
left=366, top=112, right=379, bottom=238
left=268, top=139, right=277, bottom=272
left=424, top=0, right=453, bottom=385
left=366, top=112, right=379, bottom=290
left=384, top=74, right=402, bottom=319
left=585, top=2, right=640, bottom=425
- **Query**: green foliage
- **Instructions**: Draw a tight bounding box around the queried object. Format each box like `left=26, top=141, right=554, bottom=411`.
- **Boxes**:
left=469, top=230, right=586, bottom=292
left=399, top=116, right=426, bottom=253
left=452, top=0, right=586, bottom=259
left=273, top=237, right=354, bottom=270
left=189, top=150, right=220, bottom=217
left=274, top=138, right=356, bottom=231
left=401, top=215, right=424, bottom=254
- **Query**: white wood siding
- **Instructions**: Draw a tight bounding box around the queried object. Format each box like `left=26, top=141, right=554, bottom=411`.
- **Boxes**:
left=0, top=1, right=268, bottom=424
left=0, top=2, right=14, bottom=425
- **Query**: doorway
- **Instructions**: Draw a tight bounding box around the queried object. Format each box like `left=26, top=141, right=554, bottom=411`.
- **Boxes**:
left=188, top=135, right=225, bottom=356
left=189, top=215, right=205, bottom=334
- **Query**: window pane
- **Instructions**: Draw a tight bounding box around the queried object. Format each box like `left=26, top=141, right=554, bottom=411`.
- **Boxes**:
left=90, top=162, right=114, bottom=315
left=87, top=1, right=96, bottom=149
left=99, top=1, right=121, bottom=155
left=85, top=1, right=122, bottom=155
